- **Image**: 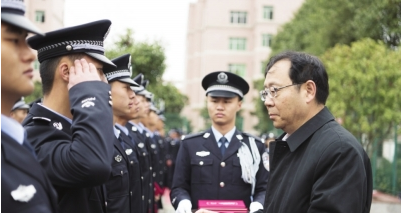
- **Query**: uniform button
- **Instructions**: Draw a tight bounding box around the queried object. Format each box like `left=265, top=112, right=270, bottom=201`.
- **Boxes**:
left=220, top=182, right=225, bottom=187
left=130, top=191, right=132, bottom=196
left=153, top=173, right=156, bottom=177
left=121, top=171, right=123, bottom=175
left=159, top=171, right=163, bottom=174
left=130, top=161, right=134, bottom=165
left=221, top=162, right=225, bottom=167
left=105, top=201, right=107, bottom=207
left=143, top=152, right=146, bottom=156
left=149, top=199, right=151, bottom=203
left=150, top=183, right=153, bottom=186
left=150, top=167, right=152, bottom=170
left=142, top=196, right=144, bottom=200
left=141, top=176, right=144, bottom=180
left=199, top=161, right=204, bottom=166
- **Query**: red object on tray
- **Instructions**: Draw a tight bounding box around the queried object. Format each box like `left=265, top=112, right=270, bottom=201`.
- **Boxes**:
left=198, top=200, right=248, bottom=213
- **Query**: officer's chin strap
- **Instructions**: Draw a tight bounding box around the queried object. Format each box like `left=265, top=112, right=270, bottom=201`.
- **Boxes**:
left=238, top=137, right=261, bottom=195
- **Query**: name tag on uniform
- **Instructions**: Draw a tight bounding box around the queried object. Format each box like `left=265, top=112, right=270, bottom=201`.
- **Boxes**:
left=196, top=151, right=210, bottom=157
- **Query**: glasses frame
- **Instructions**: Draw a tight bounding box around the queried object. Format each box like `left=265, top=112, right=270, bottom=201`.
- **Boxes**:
left=260, top=84, right=301, bottom=101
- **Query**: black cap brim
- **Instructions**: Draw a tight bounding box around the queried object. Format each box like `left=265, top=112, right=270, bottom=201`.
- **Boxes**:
left=85, top=52, right=116, bottom=69
left=207, top=90, right=237, bottom=98
left=114, top=77, right=139, bottom=88
left=1, top=13, right=44, bottom=36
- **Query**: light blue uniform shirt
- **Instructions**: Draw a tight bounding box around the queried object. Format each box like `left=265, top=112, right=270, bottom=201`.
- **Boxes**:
left=211, top=126, right=236, bottom=148
left=1, top=114, right=24, bottom=145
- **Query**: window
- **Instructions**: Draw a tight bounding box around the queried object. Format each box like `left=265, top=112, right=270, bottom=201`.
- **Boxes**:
left=229, top=38, right=247, bottom=50
left=263, top=6, right=274, bottom=20
left=228, top=64, right=246, bottom=77
left=230, top=11, right=247, bottom=24
left=35, top=11, right=45, bottom=23
left=262, top=34, right=273, bottom=47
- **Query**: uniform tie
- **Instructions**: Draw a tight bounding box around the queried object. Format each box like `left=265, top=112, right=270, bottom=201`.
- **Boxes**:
left=219, top=137, right=228, bottom=156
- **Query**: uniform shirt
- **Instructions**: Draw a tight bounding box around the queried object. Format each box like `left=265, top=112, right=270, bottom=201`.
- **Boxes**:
left=1, top=114, right=24, bottom=145
left=211, top=126, right=235, bottom=148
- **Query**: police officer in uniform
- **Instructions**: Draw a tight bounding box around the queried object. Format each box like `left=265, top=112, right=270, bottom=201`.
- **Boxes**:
left=1, top=1, right=58, bottom=212
left=10, top=97, right=30, bottom=124
left=23, top=20, right=116, bottom=213
left=126, top=73, right=154, bottom=213
left=165, top=129, right=182, bottom=189
left=170, top=71, right=269, bottom=213
left=104, top=54, right=143, bottom=213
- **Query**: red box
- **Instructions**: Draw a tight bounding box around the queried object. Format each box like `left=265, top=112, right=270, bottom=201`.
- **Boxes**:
left=198, top=200, right=248, bottom=213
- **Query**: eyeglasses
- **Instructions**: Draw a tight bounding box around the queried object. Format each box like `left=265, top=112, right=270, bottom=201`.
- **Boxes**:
left=260, top=84, right=301, bottom=101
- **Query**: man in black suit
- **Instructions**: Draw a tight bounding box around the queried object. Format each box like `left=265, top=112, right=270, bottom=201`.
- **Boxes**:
left=1, top=1, right=58, bottom=212
left=22, top=20, right=117, bottom=213
left=170, top=72, right=269, bottom=213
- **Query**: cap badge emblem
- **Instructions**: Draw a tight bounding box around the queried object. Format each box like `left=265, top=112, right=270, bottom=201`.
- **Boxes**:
left=217, top=72, right=228, bottom=84
left=115, top=155, right=122, bottom=162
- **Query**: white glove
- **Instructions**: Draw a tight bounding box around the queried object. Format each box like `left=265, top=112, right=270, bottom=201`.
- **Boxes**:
left=176, top=199, right=192, bottom=213
left=249, top=201, right=263, bottom=213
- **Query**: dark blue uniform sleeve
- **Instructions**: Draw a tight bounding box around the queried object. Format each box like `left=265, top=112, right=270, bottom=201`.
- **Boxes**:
left=25, top=81, right=114, bottom=188
left=170, top=139, right=192, bottom=209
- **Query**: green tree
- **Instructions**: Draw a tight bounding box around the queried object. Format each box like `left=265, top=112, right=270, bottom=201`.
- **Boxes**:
left=25, top=81, right=42, bottom=104
left=106, top=29, right=166, bottom=85
left=270, top=0, right=401, bottom=56
left=322, top=38, right=401, bottom=151
left=106, top=29, right=188, bottom=129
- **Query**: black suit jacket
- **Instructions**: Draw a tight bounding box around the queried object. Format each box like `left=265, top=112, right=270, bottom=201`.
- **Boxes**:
left=170, top=128, right=268, bottom=210
left=1, top=132, right=58, bottom=213
left=22, top=82, right=115, bottom=213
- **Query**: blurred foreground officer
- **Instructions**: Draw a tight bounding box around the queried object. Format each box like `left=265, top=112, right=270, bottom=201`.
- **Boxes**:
left=261, top=51, right=372, bottom=213
left=10, top=97, right=30, bottom=123
left=23, top=20, right=116, bottom=213
left=104, top=54, right=143, bottom=213
left=1, top=0, right=58, bottom=212
left=170, top=72, right=268, bottom=213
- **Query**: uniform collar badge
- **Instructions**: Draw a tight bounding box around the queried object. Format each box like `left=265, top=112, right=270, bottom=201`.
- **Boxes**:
left=53, top=122, right=63, bottom=130
left=196, top=151, right=210, bottom=157
left=181, top=135, right=186, bottom=140
left=132, top=126, right=137, bottom=132
left=11, top=184, right=36, bottom=202
left=115, top=155, right=122, bottom=162
left=236, top=134, right=243, bottom=140
left=125, top=149, right=133, bottom=155
left=203, top=133, right=210, bottom=138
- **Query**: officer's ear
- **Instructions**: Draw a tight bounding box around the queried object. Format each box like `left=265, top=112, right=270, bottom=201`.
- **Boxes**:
left=58, top=56, right=72, bottom=83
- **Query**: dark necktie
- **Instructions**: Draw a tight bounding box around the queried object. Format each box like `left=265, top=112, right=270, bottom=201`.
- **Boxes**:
left=23, top=131, right=37, bottom=158
left=219, top=137, right=228, bottom=156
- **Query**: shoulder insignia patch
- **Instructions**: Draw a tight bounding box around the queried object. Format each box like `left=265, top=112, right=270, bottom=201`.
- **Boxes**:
left=181, top=132, right=204, bottom=141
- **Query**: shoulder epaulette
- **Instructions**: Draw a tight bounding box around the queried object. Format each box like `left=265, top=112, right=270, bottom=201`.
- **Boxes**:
left=242, top=132, right=263, bottom=143
left=181, top=132, right=204, bottom=141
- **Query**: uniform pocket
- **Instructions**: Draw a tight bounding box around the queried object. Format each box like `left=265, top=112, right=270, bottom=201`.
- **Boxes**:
left=106, top=165, right=129, bottom=198
left=191, top=159, right=213, bottom=184
left=231, top=158, right=246, bottom=185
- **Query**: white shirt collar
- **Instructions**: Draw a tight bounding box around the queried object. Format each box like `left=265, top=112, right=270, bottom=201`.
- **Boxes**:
left=1, top=114, right=24, bottom=145
left=113, top=126, right=120, bottom=139
left=38, top=103, right=72, bottom=124
left=211, top=125, right=236, bottom=144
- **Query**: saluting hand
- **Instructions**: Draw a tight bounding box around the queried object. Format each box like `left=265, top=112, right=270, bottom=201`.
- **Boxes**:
left=68, top=59, right=101, bottom=90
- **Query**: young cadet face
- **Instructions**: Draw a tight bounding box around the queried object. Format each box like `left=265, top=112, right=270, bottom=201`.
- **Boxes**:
left=263, top=59, right=308, bottom=134
left=110, top=81, right=137, bottom=120
left=207, top=95, right=241, bottom=127
left=1, top=23, right=36, bottom=101
left=137, top=95, right=149, bottom=117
